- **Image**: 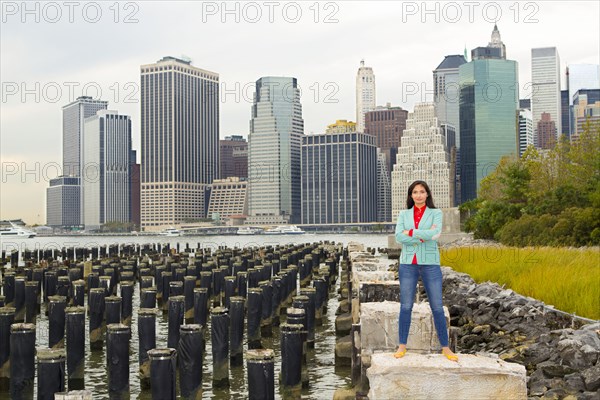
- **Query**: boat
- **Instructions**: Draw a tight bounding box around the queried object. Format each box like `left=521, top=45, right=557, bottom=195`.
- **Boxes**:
left=159, top=227, right=183, bottom=237
left=263, top=225, right=305, bottom=235
left=0, top=222, right=37, bottom=238
left=237, top=227, right=263, bottom=235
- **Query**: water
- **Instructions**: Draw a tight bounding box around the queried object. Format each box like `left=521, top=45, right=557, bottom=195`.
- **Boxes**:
left=1, top=234, right=388, bottom=398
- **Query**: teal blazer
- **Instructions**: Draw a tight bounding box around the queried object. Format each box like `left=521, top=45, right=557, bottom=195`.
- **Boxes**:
left=395, top=207, right=443, bottom=265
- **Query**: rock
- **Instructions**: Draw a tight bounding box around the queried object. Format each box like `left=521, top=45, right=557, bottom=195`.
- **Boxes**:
left=563, top=373, right=586, bottom=393
left=335, top=313, right=352, bottom=336
left=333, top=387, right=356, bottom=400
left=336, top=299, right=349, bottom=315
left=360, top=301, right=449, bottom=353
left=367, top=353, right=526, bottom=400
left=335, top=335, right=352, bottom=362
left=538, top=360, right=577, bottom=378
left=581, top=365, right=600, bottom=391
left=542, top=388, right=567, bottom=399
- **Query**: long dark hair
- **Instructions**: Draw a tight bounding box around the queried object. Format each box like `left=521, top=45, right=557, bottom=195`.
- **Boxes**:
left=406, top=180, right=436, bottom=209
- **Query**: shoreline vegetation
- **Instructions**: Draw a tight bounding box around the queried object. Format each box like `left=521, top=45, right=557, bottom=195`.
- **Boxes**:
left=441, top=246, right=600, bottom=320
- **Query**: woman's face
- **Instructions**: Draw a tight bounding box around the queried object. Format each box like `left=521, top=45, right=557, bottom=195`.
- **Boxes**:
left=411, top=184, right=428, bottom=206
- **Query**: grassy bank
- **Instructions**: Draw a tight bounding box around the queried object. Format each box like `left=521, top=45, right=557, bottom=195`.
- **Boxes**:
left=441, top=246, right=600, bottom=320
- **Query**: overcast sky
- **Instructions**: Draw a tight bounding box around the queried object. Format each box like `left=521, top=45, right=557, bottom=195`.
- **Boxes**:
left=1, top=1, right=599, bottom=224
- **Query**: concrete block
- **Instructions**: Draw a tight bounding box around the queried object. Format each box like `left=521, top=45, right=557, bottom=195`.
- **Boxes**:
left=367, top=353, right=526, bottom=400
left=360, top=301, right=449, bottom=353
left=359, top=282, right=399, bottom=303
left=347, top=242, right=365, bottom=253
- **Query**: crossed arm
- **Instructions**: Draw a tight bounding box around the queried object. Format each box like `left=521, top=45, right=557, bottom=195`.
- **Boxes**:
left=394, top=209, right=443, bottom=244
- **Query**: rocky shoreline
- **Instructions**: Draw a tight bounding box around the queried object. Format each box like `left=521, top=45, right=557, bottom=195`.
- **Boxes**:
left=441, top=267, right=599, bottom=399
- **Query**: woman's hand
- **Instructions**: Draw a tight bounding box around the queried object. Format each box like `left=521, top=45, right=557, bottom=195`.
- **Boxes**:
left=402, top=230, right=409, bottom=235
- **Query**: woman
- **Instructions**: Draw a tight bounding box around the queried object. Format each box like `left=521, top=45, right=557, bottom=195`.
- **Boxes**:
left=393, top=180, right=458, bottom=361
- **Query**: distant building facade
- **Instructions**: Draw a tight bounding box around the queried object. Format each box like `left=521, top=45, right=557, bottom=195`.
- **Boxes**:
left=46, top=176, right=80, bottom=228
left=572, top=89, right=600, bottom=142
left=301, top=132, right=377, bottom=224
left=356, top=60, right=376, bottom=132
left=82, top=110, right=132, bottom=231
left=207, top=177, right=248, bottom=223
left=247, top=77, right=303, bottom=225
left=518, top=108, right=534, bottom=157
left=220, top=135, right=248, bottom=179
left=392, top=103, right=455, bottom=216
left=531, top=47, right=561, bottom=144
left=536, top=112, right=557, bottom=150
left=140, top=56, right=219, bottom=229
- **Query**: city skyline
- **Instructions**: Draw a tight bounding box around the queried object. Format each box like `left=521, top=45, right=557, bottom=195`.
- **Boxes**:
left=2, top=1, right=599, bottom=223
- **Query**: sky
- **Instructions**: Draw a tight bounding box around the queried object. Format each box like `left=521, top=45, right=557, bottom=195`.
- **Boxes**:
left=1, top=0, right=599, bottom=224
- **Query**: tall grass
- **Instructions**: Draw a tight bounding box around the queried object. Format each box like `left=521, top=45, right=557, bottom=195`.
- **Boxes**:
left=441, top=246, right=600, bottom=320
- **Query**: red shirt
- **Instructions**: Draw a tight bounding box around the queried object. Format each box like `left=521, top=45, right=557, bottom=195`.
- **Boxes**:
left=408, top=205, right=426, bottom=264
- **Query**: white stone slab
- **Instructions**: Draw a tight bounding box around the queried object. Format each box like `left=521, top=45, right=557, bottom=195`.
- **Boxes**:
left=367, top=353, right=527, bottom=400
left=360, top=301, right=449, bottom=353
left=352, top=271, right=395, bottom=286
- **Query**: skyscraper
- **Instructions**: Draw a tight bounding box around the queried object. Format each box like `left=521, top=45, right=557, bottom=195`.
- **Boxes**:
left=433, top=55, right=467, bottom=148
left=46, top=176, right=80, bottom=228
left=62, top=96, right=108, bottom=177
left=82, top=110, right=132, bottom=231
left=140, top=56, right=220, bottom=229
left=391, top=103, right=455, bottom=215
left=567, top=64, right=600, bottom=104
left=364, top=104, right=408, bottom=174
left=220, top=135, right=248, bottom=179
left=62, top=96, right=108, bottom=225
left=572, top=89, right=600, bottom=142
left=376, top=149, right=391, bottom=222
left=518, top=108, right=534, bottom=157
left=536, top=113, right=557, bottom=150
left=356, top=60, right=376, bottom=132
left=247, top=77, right=304, bottom=224
left=531, top=47, right=561, bottom=144
left=301, top=131, right=377, bottom=224
left=459, top=26, right=519, bottom=202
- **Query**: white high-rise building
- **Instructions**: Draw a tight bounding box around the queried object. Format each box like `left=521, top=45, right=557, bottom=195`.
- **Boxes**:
left=356, top=60, right=376, bottom=132
left=82, top=110, right=132, bottom=231
left=531, top=47, right=561, bottom=143
left=391, top=103, right=454, bottom=216
left=518, top=108, right=534, bottom=157
left=247, top=77, right=304, bottom=225
left=140, top=56, right=220, bottom=229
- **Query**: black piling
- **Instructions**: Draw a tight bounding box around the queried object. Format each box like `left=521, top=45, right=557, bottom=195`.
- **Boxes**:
left=259, top=281, right=273, bottom=337
left=183, top=276, right=195, bottom=322
left=71, top=280, right=85, bottom=307
left=48, top=295, right=67, bottom=349
left=65, top=306, right=85, bottom=387
left=167, top=295, right=185, bottom=349
left=3, top=272, right=15, bottom=307
left=211, top=307, right=229, bottom=388
left=247, top=288, right=262, bottom=349
left=313, top=277, right=327, bottom=325
left=280, top=323, right=304, bottom=399
left=44, top=271, right=57, bottom=302
left=9, top=322, right=36, bottom=398
left=24, top=281, right=38, bottom=323
left=140, top=287, right=157, bottom=309
left=14, top=276, right=25, bottom=322
left=0, top=307, right=15, bottom=381
left=246, top=349, right=275, bottom=400
left=300, top=288, right=317, bottom=347
left=37, top=349, right=66, bottom=400
left=120, top=281, right=134, bottom=325
left=148, top=348, right=177, bottom=400
left=229, top=296, right=245, bottom=366
left=224, top=276, right=236, bottom=310
left=88, top=288, right=106, bottom=349
left=138, top=308, right=157, bottom=388
left=106, top=323, right=131, bottom=398
left=193, top=288, right=209, bottom=328
left=105, top=296, right=122, bottom=326
left=179, top=324, right=204, bottom=399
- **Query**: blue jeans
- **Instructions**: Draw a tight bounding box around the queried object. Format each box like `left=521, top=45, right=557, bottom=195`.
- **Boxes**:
left=398, top=263, right=449, bottom=347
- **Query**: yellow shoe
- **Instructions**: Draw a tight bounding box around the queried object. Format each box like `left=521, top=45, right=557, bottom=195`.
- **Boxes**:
left=393, top=348, right=407, bottom=358
left=442, top=349, right=458, bottom=362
